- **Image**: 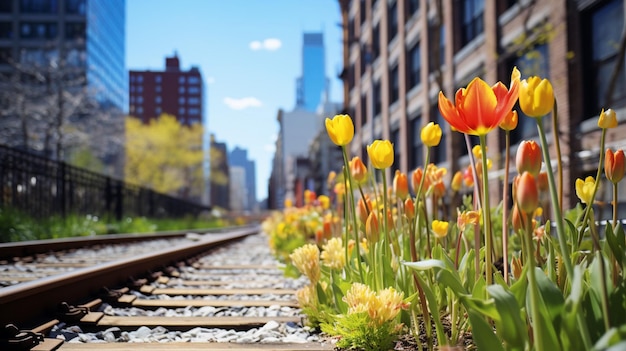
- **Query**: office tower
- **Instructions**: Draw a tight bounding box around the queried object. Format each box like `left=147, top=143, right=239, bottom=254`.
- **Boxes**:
left=296, top=32, right=329, bottom=112
left=0, top=0, right=126, bottom=110
left=129, top=54, right=203, bottom=125
left=229, top=146, right=257, bottom=212
left=339, top=0, right=626, bottom=211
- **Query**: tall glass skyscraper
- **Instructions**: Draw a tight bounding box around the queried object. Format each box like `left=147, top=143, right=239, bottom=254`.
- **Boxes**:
left=0, top=0, right=126, bottom=112
left=296, top=32, right=328, bottom=112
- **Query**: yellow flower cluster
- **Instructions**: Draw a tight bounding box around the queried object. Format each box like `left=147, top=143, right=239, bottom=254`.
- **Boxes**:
left=290, top=244, right=321, bottom=284
left=321, top=237, right=346, bottom=270
left=342, top=283, right=409, bottom=326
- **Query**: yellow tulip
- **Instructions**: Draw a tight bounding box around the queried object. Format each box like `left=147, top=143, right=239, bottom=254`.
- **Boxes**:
left=420, top=122, right=442, bottom=147
left=432, top=220, right=449, bottom=238
left=598, top=108, right=617, bottom=129
left=519, top=76, right=554, bottom=118
left=575, top=176, right=596, bottom=205
left=367, top=140, right=394, bottom=169
left=325, top=114, right=354, bottom=146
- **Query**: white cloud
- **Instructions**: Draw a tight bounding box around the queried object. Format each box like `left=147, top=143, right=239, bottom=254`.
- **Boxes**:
left=223, top=97, right=263, bottom=110
left=206, top=76, right=215, bottom=84
left=249, top=38, right=282, bottom=51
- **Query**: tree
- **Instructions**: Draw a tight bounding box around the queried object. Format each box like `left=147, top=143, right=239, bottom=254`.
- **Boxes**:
left=125, top=114, right=204, bottom=200
left=0, top=39, right=125, bottom=176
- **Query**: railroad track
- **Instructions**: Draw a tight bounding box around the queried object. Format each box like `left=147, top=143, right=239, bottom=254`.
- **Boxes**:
left=0, top=226, right=334, bottom=350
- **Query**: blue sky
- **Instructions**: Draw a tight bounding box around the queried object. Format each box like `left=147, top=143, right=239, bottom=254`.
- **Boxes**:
left=126, top=0, right=344, bottom=202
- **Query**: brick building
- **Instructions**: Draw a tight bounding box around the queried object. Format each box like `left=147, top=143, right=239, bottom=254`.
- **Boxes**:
left=129, top=54, right=203, bottom=125
left=339, top=0, right=626, bottom=213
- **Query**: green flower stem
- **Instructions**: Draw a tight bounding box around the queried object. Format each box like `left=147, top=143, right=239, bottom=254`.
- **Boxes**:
left=588, top=211, right=611, bottom=331
left=479, top=134, right=494, bottom=285
left=535, top=118, right=574, bottom=278
left=552, top=101, right=563, bottom=211
left=413, top=148, right=431, bottom=258
left=357, top=184, right=371, bottom=215
left=536, top=117, right=592, bottom=349
left=613, top=184, right=618, bottom=230
left=464, top=133, right=482, bottom=281
left=342, top=147, right=364, bottom=283
left=502, top=130, right=511, bottom=284
left=522, top=211, right=546, bottom=350
left=578, top=128, right=607, bottom=249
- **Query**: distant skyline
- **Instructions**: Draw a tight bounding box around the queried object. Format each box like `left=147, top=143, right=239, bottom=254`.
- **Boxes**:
left=126, top=0, right=344, bottom=202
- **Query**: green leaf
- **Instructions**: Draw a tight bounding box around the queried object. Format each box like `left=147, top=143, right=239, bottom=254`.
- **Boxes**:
left=605, top=224, right=625, bottom=267
left=531, top=267, right=563, bottom=350
left=534, top=267, right=565, bottom=324
left=467, top=310, right=505, bottom=351
left=404, top=259, right=447, bottom=271
left=593, top=325, right=626, bottom=350
left=488, top=284, right=528, bottom=349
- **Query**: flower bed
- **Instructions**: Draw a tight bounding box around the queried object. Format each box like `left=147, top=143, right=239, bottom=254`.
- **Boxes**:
left=263, top=68, right=626, bottom=350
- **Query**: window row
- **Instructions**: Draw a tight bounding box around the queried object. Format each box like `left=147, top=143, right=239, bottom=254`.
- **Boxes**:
left=130, top=74, right=201, bottom=85
left=1, top=0, right=86, bottom=14
left=129, top=96, right=201, bottom=105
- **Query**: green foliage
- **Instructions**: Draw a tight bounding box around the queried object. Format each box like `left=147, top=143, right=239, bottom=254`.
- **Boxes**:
left=321, top=312, right=402, bottom=351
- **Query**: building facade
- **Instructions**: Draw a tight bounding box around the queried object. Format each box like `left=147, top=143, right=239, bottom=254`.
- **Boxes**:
left=129, top=54, right=203, bottom=125
left=229, top=146, right=257, bottom=213
left=209, top=134, right=230, bottom=210
left=339, top=0, right=626, bottom=212
left=296, top=32, right=329, bottom=112
left=0, top=0, right=126, bottom=110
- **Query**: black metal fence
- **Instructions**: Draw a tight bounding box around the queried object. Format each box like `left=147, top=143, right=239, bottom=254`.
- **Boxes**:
left=0, top=144, right=210, bottom=219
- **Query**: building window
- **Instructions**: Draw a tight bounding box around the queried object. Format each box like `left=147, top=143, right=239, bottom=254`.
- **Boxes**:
left=20, top=22, right=58, bottom=39
left=460, top=0, right=484, bottom=47
left=405, top=0, right=419, bottom=21
left=179, top=76, right=186, bottom=83
left=179, top=97, right=185, bottom=104
left=584, top=0, right=626, bottom=115
left=390, top=64, right=399, bottom=104
left=137, top=106, right=143, bottom=114
left=360, top=0, right=366, bottom=25
left=0, top=1, right=12, bottom=13
left=65, top=22, right=85, bottom=39
left=388, top=1, right=398, bottom=43
left=360, top=94, right=368, bottom=127
left=130, top=86, right=136, bottom=93
left=179, top=86, right=185, bottom=94
left=155, top=107, right=162, bottom=115
left=155, top=75, right=162, bottom=83
left=179, top=107, right=185, bottom=115
left=137, top=86, right=143, bottom=93
left=155, top=85, right=161, bottom=93
left=372, top=24, right=380, bottom=60
left=348, top=64, right=355, bottom=92
left=188, top=108, right=200, bottom=115
left=137, top=96, right=143, bottom=104
left=391, top=127, right=400, bottom=170
left=188, top=86, right=200, bottom=94
left=373, top=80, right=382, bottom=117
left=0, top=22, right=13, bottom=39
left=65, top=0, right=85, bottom=14
left=409, top=116, right=423, bottom=172
left=20, top=0, right=57, bottom=13
left=429, top=23, right=445, bottom=72
left=0, top=48, right=10, bottom=64
left=407, top=41, right=421, bottom=89
left=155, top=96, right=161, bottom=104
left=136, top=75, right=143, bottom=83
left=188, top=97, right=200, bottom=105
left=348, top=17, right=355, bottom=46
left=188, top=76, right=200, bottom=84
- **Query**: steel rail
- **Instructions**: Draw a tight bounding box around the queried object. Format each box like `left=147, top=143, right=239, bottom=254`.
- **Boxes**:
left=0, top=224, right=257, bottom=260
left=0, top=225, right=259, bottom=327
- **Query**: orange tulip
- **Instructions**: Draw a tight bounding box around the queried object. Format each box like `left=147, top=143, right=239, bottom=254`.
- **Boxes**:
left=516, top=172, right=539, bottom=214
left=404, top=198, right=415, bottom=220
left=500, top=110, right=518, bottom=131
left=350, top=156, right=368, bottom=184
left=357, top=196, right=372, bottom=224
left=516, top=140, right=542, bottom=176
left=438, top=67, right=520, bottom=136
left=451, top=171, right=463, bottom=192
left=365, top=211, right=380, bottom=243
left=536, top=172, right=549, bottom=192
left=412, top=167, right=424, bottom=193
left=606, top=149, right=625, bottom=184
left=393, top=170, right=409, bottom=199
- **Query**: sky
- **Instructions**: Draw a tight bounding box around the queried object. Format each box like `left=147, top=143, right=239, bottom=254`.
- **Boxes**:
left=126, top=0, right=344, bottom=202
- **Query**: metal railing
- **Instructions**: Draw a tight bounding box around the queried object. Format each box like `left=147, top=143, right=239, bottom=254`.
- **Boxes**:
left=0, top=144, right=210, bottom=219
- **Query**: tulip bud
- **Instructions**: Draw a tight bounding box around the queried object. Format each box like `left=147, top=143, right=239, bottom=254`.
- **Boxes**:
left=404, top=198, right=415, bottom=220
left=512, top=204, right=527, bottom=234
left=511, top=256, right=523, bottom=280
left=516, top=140, right=542, bottom=176
left=357, top=196, right=372, bottom=224
left=598, top=108, right=617, bottom=129
left=365, top=211, right=380, bottom=243
left=367, top=140, right=394, bottom=169
left=605, top=149, right=625, bottom=184
left=519, top=76, right=554, bottom=118
left=575, top=176, right=596, bottom=205
left=350, top=156, right=368, bottom=184
left=463, top=165, right=474, bottom=187
left=421, top=122, right=442, bottom=147
left=451, top=171, right=463, bottom=192
left=433, top=181, right=446, bottom=197
left=412, top=168, right=424, bottom=193
left=393, top=170, right=409, bottom=199
left=516, top=172, right=539, bottom=214
left=325, top=114, right=354, bottom=146
left=536, top=172, right=549, bottom=192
